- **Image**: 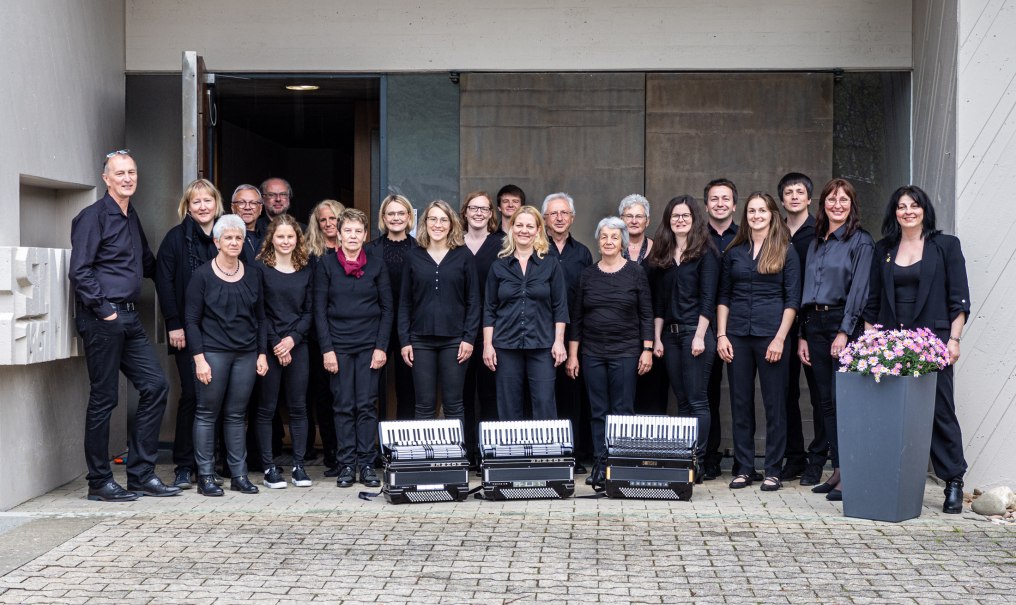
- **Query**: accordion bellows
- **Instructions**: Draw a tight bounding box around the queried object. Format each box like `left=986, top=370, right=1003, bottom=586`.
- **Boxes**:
left=604, top=414, right=698, bottom=500
left=378, top=419, right=471, bottom=504
left=478, top=419, right=575, bottom=500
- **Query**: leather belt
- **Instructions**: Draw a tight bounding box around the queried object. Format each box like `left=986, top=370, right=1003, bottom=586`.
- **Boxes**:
left=807, top=304, right=843, bottom=312
left=667, top=323, right=695, bottom=334
left=110, top=301, right=137, bottom=312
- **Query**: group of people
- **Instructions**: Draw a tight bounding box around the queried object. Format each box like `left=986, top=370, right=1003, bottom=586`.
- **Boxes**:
left=70, top=150, right=970, bottom=515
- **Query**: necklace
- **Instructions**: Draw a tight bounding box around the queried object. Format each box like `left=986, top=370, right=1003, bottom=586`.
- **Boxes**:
left=214, top=257, right=240, bottom=276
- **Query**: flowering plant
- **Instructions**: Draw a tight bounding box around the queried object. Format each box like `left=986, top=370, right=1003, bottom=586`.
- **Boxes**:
left=837, top=325, right=949, bottom=382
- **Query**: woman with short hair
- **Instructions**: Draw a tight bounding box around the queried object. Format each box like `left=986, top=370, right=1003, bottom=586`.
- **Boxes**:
left=618, top=193, right=654, bottom=263
left=186, top=214, right=269, bottom=496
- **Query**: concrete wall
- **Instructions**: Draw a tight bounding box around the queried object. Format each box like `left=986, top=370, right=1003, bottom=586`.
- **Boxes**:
left=953, top=0, right=1016, bottom=490
left=0, top=0, right=127, bottom=509
left=126, top=0, right=912, bottom=72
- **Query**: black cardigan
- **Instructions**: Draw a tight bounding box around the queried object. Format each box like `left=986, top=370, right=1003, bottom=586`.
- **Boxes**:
left=155, top=216, right=218, bottom=354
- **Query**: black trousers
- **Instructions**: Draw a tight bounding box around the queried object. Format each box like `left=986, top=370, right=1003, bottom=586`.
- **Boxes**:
left=931, top=364, right=967, bottom=481
left=495, top=348, right=556, bottom=420
left=258, top=342, right=310, bottom=468
left=556, top=364, right=591, bottom=460
left=634, top=354, right=670, bottom=416
left=705, top=352, right=726, bottom=465
left=330, top=348, right=379, bottom=468
left=662, top=328, right=716, bottom=461
left=803, top=309, right=848, bottom=467
left=172, top=349, right=198, bottom=473
left=727, top=334, right=788, bottom=478
left=462, top=335, right=498, bottom=459
left=76, top=306, right=169, bottom=489
left=194, top=351, right=258, bottom=477
left=307, top=338, right=337, bottom=465
left=379, top=327, right=416, bottom=420
left=784, top=319, right=825, bottom=467
left=582, top=354, right=637, bottom=460
left=411, top=336, right=468, bottom=421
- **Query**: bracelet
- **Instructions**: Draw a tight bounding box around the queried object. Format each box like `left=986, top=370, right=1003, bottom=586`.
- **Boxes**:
left=642, top=346, right=653, bottom=352
left=717, top=334, right=727, bottom=339
left=949, top=336, right=961, bottom=343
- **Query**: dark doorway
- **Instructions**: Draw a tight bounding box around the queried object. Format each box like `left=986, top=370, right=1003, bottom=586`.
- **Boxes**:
left=213, top=75, right=380, bottom=224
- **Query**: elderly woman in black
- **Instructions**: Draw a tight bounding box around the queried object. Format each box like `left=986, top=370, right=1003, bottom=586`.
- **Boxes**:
left=797, top=179, right=874, bottom=502
left=716, top=192, right=801, bottom=492
left=566, top=216, right=653, bottom=485
left=483, top=206, right=569, bottom=420
left=399, top=200, right=480, bottom=423
left=255, top=214, right=314, bottom=489
left=314, top=208, right=393, bottom=489
left=863, top=185, right=970, bottom=514
left=155, top=178, right=223, bottom=489
left=649, top=195, right=721, bottom=483
left=186, top=214, right=269, bottom=496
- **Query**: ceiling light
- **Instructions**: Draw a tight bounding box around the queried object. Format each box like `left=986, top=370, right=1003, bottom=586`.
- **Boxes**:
left=285, top=84, right=319, bottom=91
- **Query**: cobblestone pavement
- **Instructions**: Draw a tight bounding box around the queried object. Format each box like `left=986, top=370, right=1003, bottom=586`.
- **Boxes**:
left=0, top=466, right=1013, bottom=604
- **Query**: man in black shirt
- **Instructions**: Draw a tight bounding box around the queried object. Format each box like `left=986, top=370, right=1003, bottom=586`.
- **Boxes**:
left=69, top=151, right=181, bottom=502
left=778, top=172, right=825, bottom=485
left=543, top=192, right=594, bottom=472
left=231, top=184, right=265, bottom=265
left=496, top=184, right=525, bottom=234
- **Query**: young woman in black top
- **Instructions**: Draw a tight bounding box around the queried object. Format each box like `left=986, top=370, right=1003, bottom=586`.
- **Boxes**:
left=863, top=185, right=970, bottom=514
left=483, top=206, right=569, bottom=420
left=797, top=179, right=874, bottom=501
left=649, top=195, right=721, bottom=482
left=185, top=214, right=269, bottom=496
left=255, top=215, right=314, bottom=489
left=399, top=200, right=480, bottom=423
left=566, top=216, right=654, bottom=484
left=155, top=178, right=223, bottom=489
left=314, top=209, right=393, bottom=489
left=716, top=192, right=801, bottom=492
left=367, top=194, right=417, bottom=421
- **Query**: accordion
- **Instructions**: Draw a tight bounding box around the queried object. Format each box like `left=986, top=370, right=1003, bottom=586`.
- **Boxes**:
left=478, top=419, right=575, bottom=500
left=603, top=415, right=697, bottom=500
left=377, top=419, right=471, bottom=504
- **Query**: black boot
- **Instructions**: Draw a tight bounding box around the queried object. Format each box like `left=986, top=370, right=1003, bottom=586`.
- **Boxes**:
left=943, top=478, right=964, bottom=514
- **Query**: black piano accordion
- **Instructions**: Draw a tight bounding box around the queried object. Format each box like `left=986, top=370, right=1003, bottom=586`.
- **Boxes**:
left=377, top=419, right=471, bottom=504
left=604, top=414, right=698, bottom=500
left=478, top=419, right=575, bottom=500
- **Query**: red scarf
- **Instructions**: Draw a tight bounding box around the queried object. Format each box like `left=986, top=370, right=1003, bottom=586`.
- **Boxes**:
left=337, top=248, right=367, bottom=278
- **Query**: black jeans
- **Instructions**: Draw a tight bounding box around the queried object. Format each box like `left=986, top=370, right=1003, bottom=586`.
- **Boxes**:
left=582, top=354, right=637, bottom=460
left=194, top=351, right=258, bottom=477
left=802, top=308, right=847, bottom=467
left=662, top=328, right=716, bottom=461
left=258, top=342, right=309, bottom=468
left=172, top=349, right=198, bottom=473
left=76, top=306, right=169, bottom=489
left=495, top=348, right=556, bottom=420
left=411, top=336, right=468, bottom=421
left=705, top=352, right=726, bottom=465
left=462, top=335, right=498, bottom=459
left=307, top=338, right=337, bottom=465
left=330, top=348, right=379, bottom=468
left=727, top=334, right=788, bottom=478
left=785, top=320, right=825, bottom=467
left=379, top=327, right=416, bottom=420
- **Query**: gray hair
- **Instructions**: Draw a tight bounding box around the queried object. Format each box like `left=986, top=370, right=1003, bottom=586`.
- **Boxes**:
left=232, top=183, right=262, bottom=202
left=260, top=177, right=293, bottom=198
left=541, top=192, right=575, bottom=215
left=618, top=193, right=651, bottom=218
left=212, top=214, right=248, bottom=240
left=595, top=216, right=630, bottom=250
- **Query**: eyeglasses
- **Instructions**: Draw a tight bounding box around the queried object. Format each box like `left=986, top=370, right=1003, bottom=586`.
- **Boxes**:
left=622, top=213, right=647, bottom=221
left=466, top=206, right=492, bottom=214
left=545, top=211, right=573, bottom=219
left=385, top=210, right=408, bottom=219
left=263, top=192, right=290, bottom=200
left=233, top=200, right=263, bottom=208
left=426, top=216, right=451, bottom=224
left=670, top=213, right=692, bottom=222
left=105, top=149, right=130, bottom=158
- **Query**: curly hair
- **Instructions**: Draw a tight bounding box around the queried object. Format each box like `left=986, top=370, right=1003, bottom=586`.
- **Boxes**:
left=257, top=214, right=309, bottom=271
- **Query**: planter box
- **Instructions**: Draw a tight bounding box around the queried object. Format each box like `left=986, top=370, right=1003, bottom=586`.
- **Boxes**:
left=835, top=371, right=937, bottom=522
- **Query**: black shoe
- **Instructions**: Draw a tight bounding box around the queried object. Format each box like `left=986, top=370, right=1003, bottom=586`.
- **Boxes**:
left=943, top=479, right=964, bottom=514
left=263, top=466, right=286, bottom=489
left=573, top=462, right=588, bottom=475
left=826, top=488, right=842, bottom=501
left=812, top=481, right=836, bottom=494
left=197, top=475, right=224, bottom=497
left=87, top=480, right=139, bottom=502
left=779, top=462, right=806, bottom=481
left=323, top=466, right=340, bottom=478
left=702, top=462, right=721, bottom=480
left=127, top=476, right=182, bottom=497
left=336, top=465, right=355, bottom=488
left=230, top=475, right=259, bottom=494
left=799, top=463, right=824, bottom=486
left=760, top=476, right=782, bottom=492
left=694, top=462, right=705, bottom=485
left=291, top=465, right=313, bottom=487
left=360, top=465, right=380, bottom=488
left=212, top=474, right=225, bottom=486
left=173, top=468, right=194, bottom=490
left=728, top=474, right=753, bottom=489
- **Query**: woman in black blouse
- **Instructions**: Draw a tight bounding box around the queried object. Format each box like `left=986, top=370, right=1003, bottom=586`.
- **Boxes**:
left=566, top=217, right=653, bottom=484
left=483, top=206, right=569, bottom=420
left=255, top=214, right=314, bottom=489
left=314, top=209, right=393, bottom=489
left=797, top=179, right=874, bottom=501
left=716, top=192, right=801, bottom=492
left=863, top=185, right=970, bottom=514
left=367, top=194, right=417, bottom=421
left=399, top=200, right=480, bottom=422
left=648, top=195, right=721, bottom=482
left=155, top=178, right=223, bottom=489
left=185, top=214, right=269, bottom=496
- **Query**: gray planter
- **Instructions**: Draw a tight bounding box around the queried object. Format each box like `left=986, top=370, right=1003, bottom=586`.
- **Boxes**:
left=835, top=371, right=937, bottom=522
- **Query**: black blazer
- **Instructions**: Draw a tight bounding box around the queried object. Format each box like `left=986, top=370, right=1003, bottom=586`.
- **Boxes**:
left=863, top=233, right=971, bottom=339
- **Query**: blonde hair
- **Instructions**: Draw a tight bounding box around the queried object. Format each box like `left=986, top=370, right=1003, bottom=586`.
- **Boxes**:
left=417, top=200, right=464, bottom=249
left=498, top=206, right=549, bottom=259
left=177, top=178, right=224, bottom=221
left=727, top=192, right=790, bottom=275
left=378, top=194, right=415, bottom=234
left=306, top=199, right=346, bottom=256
